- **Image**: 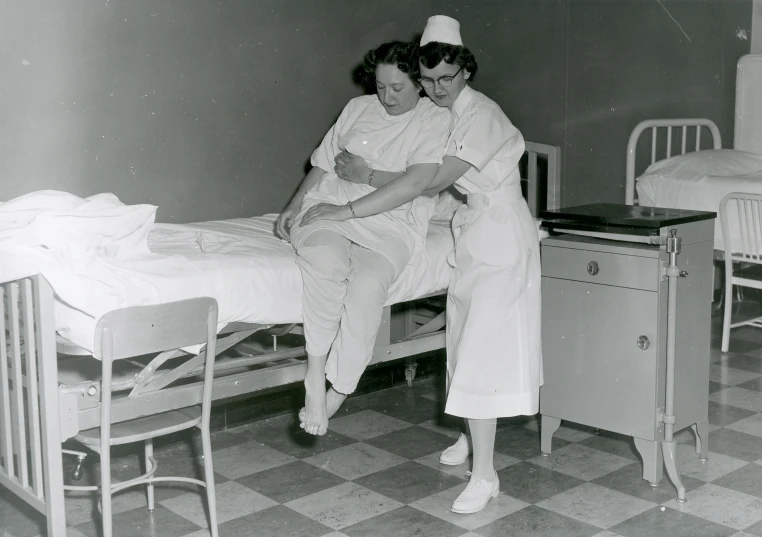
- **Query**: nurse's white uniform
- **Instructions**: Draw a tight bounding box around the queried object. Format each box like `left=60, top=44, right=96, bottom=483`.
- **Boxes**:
left=444, top=86, right=543, bottom=419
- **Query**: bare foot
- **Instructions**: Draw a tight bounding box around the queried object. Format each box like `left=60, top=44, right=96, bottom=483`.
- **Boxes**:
left=299, top=387, right=348, bottom=425
left=301, top=371, right=328, bottom=436
left=326, top=387, right=347, bottom=417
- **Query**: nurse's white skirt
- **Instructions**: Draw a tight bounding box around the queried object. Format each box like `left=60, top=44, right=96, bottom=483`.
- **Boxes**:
left=444, top=185, right=543, bottom=419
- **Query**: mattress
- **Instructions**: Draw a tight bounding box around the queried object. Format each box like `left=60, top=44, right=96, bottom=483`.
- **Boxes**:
left=55, top=214, right=454, bottom=352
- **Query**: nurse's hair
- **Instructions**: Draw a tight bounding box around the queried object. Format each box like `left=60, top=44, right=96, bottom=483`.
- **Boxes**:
left=419, top=42, right=478, bottom=79
left=361, top=41, right=421, bottom=84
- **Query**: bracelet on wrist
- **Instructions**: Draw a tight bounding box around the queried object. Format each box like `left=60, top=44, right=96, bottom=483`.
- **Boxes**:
left=367, top=169, right=375, bottom=186
left=348, top=201, right=357, bottom=218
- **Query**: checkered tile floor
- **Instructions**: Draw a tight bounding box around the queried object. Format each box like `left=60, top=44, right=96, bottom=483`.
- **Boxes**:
left=5, top=318, right=762, bottom=536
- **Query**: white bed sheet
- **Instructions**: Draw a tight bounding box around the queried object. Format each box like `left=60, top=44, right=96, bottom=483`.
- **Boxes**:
left=55, top=213, right=454, bottom=352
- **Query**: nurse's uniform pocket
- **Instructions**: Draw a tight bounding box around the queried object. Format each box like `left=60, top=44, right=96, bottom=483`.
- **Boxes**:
left=462, top=212, right=521, bottom=267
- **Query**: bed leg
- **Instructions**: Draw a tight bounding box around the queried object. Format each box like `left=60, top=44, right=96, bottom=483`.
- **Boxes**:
left=405, top=357, right=417, bottom=387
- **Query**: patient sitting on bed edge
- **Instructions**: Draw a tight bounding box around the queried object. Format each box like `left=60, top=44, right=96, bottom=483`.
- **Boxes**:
left=275, top=40, right=451, bottom=436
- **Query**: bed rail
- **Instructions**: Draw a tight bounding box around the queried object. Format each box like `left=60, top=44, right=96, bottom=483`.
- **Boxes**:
left=625, top=118, right=722, bottom=205
left=1, top=275, right=65, bottom=537
left=524, top=141, right=562, bottom=214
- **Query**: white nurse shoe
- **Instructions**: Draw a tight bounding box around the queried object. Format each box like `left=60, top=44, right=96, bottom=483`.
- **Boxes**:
left=451, top=471, right=500, bottom=514
left=439, top=433, right=472, bottom=465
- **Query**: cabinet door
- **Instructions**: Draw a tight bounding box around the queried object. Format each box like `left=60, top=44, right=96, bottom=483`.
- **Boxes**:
left=541, top=277, right=660, bottom=441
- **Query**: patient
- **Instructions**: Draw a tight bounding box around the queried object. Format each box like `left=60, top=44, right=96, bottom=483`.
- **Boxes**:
left=276, top=40, right=450, bottom=435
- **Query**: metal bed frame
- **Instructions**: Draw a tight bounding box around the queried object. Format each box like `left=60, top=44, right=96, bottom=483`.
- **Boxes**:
left=625, top=118, right=722, bottom=206
left=1, top=140, right=560, bottom=536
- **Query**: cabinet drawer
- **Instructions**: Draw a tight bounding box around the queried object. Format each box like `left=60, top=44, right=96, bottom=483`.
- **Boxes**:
left=542, top=246, right=660, bottom=291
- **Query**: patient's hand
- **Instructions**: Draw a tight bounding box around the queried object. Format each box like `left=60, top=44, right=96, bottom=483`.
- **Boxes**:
left=300, top=202, right=352, bottom=226
left=335, top=151, right=369, bottom=183
left=276, top=202, right=299, bottom=240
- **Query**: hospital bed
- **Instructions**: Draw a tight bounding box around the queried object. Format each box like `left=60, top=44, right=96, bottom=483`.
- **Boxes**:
left=0, top=141, right=560, bottom=536
left=624, top=54, right=762, bottom=251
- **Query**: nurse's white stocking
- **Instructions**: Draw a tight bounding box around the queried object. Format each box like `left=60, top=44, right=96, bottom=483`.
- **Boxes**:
left=468, top=418, right=497, bottom=481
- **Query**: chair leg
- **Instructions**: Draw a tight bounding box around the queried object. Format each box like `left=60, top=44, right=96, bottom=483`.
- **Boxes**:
left=145, top=439, right=155, bottom=511
left=722, top=282, right=733, bottom=353
left=101, top=447, right=113, bottom=537
left=200, top=427, right=219, bottom=537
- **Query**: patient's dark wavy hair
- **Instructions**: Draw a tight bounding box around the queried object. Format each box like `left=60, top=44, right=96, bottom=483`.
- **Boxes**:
left=361, top=41, right=421, bottom=85
left=419, top=42, right=478, bottom=79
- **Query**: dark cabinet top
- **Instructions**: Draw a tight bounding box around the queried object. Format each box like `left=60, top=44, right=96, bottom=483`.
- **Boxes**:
left=541, top=203, right=716, bottom=234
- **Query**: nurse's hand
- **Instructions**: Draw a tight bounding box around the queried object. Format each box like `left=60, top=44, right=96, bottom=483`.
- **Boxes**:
left=300, top=203, right=353, bottom=226
left=334, top=151, right=370, bottom=183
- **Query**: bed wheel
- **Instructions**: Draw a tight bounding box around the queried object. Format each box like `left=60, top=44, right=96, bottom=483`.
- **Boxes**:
left=71, top=454, right=87, bottom=481
left=405, top=364, right=417, bottom=387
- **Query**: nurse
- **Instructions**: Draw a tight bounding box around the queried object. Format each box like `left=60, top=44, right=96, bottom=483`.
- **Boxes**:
left=301, top=16, right=542, bottom=514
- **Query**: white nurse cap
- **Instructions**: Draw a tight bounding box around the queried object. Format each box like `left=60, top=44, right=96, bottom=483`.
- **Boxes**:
left=420, top=15, right=463, bottom=46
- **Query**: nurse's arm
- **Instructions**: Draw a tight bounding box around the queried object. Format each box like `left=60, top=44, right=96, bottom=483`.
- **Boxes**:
left=351, top=156, right=472, bottom=218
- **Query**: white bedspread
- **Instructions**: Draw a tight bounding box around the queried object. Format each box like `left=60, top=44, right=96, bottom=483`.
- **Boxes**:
left=0, top=191, right=454, bottom=352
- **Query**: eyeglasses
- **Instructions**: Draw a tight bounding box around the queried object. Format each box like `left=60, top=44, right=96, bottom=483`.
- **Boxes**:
left=418, top=66, right=463, bottom=89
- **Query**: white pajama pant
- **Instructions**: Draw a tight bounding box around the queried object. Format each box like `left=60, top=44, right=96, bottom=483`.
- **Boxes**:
left=295, top=230, right=398, bottom=394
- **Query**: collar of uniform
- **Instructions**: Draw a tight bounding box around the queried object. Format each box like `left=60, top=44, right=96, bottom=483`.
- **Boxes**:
left=451, top=84, right=475, bottom=120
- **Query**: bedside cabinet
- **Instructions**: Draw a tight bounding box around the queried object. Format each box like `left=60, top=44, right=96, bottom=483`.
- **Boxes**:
left=539, top=204, right=715, bottom=491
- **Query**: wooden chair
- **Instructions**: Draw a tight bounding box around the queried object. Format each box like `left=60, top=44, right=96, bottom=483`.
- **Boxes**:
left=720, top=192, right=762, bottom=352
left=65, top=298, right=220, bottom=537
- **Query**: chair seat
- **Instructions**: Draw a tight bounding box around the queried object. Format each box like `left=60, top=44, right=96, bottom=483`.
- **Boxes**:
left=75, top=406, right=202, bottom=448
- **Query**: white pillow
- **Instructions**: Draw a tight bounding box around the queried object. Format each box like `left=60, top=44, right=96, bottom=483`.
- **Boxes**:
left=642, top=149, right=762, bottom=181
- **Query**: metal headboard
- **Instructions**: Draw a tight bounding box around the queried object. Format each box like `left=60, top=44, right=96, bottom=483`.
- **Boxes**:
left=625, top=118, right=722, bottom=205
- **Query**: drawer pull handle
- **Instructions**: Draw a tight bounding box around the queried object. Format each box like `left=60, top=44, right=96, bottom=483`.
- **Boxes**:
left=637, top=335, right=650, bottom=350
left=586, top=261, right=599, bottom=276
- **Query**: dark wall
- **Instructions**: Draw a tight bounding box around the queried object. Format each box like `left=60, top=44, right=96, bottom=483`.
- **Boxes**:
left=562, top=0, right=752, bottom=206
left=0, top=0, right=434, bottom=221
left=0, top=1, right=752, bottom=221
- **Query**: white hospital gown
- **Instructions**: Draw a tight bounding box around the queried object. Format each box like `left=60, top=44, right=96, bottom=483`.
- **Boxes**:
left=444, top=86, right=543, bottom=419
left=291, top=95, right=450, bottom=272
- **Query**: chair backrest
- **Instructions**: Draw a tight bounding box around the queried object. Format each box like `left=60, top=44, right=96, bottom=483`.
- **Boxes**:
left=93, top=297, right=219, bottom=435
left=720, top=192, right=762, bottom=264
left=94, top=298, right=218, bottom=361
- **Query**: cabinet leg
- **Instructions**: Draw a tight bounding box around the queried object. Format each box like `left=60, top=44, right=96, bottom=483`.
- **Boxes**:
left=692, top=421, right=709, bottom=462
left=634, top=437, right=663, bottom=487
left=540, top=415, right=562, bottom=456
left=662, top=439, right=687, bottom=502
